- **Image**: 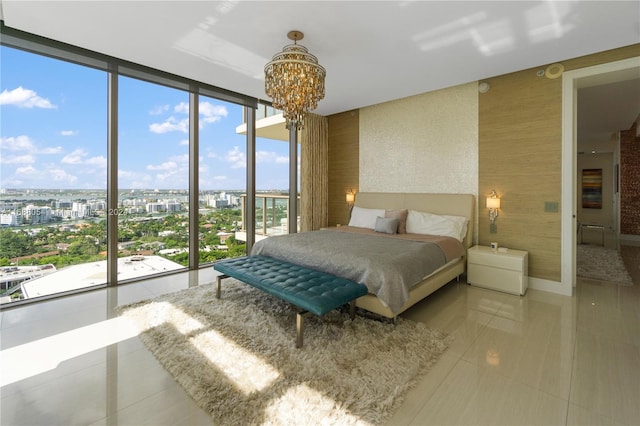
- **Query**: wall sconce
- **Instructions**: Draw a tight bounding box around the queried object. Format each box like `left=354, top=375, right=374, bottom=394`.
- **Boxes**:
left=345, top=190, right=355, bottom=208
left=486, top=190, right=500, bottom=233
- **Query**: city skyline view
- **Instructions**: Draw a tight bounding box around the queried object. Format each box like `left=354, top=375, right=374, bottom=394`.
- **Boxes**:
left=0, top=45, right=292, bottom=192
left=0, top=29, right=297, bottom=306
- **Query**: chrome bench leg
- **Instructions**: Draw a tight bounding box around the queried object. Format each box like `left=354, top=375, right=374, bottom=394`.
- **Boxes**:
left=296, top=311, right=308, bottom=348
left=216, top=275, right=227, bottom=299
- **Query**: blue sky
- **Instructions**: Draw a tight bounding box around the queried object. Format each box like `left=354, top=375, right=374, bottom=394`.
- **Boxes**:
left=0, top=46, right=292, bottom=191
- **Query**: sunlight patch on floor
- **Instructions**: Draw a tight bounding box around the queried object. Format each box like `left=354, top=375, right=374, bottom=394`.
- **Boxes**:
left=264, top=383, right=369, bottom=425
left=0, top=316, right=138, bottom=386
left=190, top=329, right=280, bottom=395
left=131, top=301, right=205, bottom=334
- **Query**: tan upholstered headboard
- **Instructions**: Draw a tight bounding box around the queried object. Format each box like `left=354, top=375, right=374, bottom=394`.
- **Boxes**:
left=354, top=192, right=476, bottom=248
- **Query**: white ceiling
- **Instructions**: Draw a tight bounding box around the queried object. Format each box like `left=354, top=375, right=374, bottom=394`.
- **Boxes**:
left=2, top=1, right=639, bottom=149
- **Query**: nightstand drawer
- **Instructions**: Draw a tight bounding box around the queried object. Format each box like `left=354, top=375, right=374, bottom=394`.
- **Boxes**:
left=467, top=246, right=528, bottom=271
left=468, top=251, right=524, bottom=271
left=468, top=264, right=527, bottom=295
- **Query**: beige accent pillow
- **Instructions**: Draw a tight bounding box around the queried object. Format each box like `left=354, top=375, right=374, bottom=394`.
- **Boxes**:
left=385, top=209, right=408, bottom=234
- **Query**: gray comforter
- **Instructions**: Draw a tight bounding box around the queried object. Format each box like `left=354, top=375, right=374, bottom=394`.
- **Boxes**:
left=251, top=228, right=462, bottom=314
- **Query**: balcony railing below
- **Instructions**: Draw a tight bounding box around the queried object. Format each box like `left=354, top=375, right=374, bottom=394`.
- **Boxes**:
left=235, top=194, right=300, bottom=243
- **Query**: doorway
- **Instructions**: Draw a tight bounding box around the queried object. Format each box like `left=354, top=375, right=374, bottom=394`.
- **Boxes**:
left=561, top=57, right=640, bottom=294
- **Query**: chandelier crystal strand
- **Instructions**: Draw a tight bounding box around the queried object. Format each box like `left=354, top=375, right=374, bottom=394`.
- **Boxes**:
left=265, top=33, right=326, bottom=130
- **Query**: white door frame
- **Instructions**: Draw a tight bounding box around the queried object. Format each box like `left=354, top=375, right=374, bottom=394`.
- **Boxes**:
left=561, top=56, right=640, bottom=295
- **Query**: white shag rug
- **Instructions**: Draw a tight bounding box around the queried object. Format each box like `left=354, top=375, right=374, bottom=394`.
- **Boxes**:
left=116, top=279, right=450, bottom=425
left=577, top=245, right=633, bottom=285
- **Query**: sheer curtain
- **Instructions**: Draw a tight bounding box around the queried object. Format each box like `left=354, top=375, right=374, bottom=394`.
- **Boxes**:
left=300, top=113, right=329, bottom=231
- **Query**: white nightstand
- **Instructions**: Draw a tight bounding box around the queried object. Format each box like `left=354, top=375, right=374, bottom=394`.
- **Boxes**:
left=467, top=245, right=528, bottom=295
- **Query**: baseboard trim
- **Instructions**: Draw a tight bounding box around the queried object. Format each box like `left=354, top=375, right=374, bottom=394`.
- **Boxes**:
left=528, top=277, right=572, bottom=296
left=620, top=234, right=640, bottom=247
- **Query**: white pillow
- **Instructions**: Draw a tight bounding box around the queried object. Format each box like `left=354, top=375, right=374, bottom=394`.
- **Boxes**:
left=441, top=214, right=469, bottom=242
left=405, top=210, right=468, bottom=242
left=348, top=206, right=386, bottom=229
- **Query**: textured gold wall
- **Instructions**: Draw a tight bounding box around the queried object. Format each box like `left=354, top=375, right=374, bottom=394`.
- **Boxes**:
left=326, top=44, right=640, bottom=283
left=327, top=110, right=359, bottom=226
left=479, top=44, right=640, bottom=282
left=478, top=67, right=563, bottom=281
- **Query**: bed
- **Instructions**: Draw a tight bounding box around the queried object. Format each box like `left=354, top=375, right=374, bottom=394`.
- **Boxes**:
left=251, top=192, right=475, bottom=319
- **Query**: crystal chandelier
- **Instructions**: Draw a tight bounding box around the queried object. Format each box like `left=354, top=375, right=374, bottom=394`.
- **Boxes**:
left=264, top=31, right=326, bottom=130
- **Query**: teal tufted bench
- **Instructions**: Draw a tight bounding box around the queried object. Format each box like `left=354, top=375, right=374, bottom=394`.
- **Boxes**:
left=213, top=255, right=368, bottom=348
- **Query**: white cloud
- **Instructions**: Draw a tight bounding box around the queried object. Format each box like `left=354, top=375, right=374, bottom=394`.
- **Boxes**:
left=150, top=101, right=228, bottom=134
left=179, top=139, right=189, bottom=146
left=1, top=154, right=35, bottom=164
left=174, top=102, right=189, bottom=114
left=15, top=165, right=37, bottom=175
left=10, top=165, right=77, bottom=186
left=39, top=146, right=64, bottom=154
left=60, top=130, right=77, bottom=136
left=117, top=169, right=137, bottom=180
left=225, top=146, right=246, bottom=169
left=149, top=116, right=189, bottom=134
left=85, top=156, right=107, bottom=167
left=0, top=86, right=56, bottom=109
left=169, top=153, right=189, bottom=164
left=199, top=101, right=228, bottom=124
left=256, top=150, right=288, bottom=164
left=146, top=161, right=177, bottom=171
left=118, top=169, right=153, bottom=189
left=49, top=168, right=78, bottom=183
left=150, top=104, right=170, bottom=115
left=1, top=136, right=63, bottom=156
left=0, top=135, right=35, bottom=152
left=61, top=148, right=88, bottom=164
left=153, top=170, right=183, bottom=184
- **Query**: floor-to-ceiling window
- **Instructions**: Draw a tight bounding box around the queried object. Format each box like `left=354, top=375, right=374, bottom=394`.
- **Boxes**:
left=0, top=25, right=261, bottom=306
left=0, top=45, right=108, bottom=301
left=117, top=76, right=190, bottom=278
left=197, top=96, right=246, bottom=266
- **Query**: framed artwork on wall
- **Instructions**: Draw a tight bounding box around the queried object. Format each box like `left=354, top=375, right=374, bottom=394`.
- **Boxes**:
left=582, top=168, right=602, bottom=209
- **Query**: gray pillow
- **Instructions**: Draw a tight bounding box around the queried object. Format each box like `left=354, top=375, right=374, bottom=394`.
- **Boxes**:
left=374, top=216, right=399, bottom=235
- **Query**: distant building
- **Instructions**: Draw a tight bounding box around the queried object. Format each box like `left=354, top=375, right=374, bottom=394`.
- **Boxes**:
left=146, top=202, right=165, bottom=213
left=24, top=205, right=52, bottom=224
left=165, top=201, right=182, bottom=212
left=87, top=199, right=106, bottom=211
left=72, top=202, right=91, bottom=218
left=117, top=241, right=137, bottom=250
left=0, top=212, right=22, bottom=226
left=54, top=200, right=73, bottom=209
left=123, top=199, right=146, bottom=208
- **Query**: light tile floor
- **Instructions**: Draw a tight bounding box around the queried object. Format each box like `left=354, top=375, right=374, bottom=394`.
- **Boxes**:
left=1, top=246, right=638, bottom=425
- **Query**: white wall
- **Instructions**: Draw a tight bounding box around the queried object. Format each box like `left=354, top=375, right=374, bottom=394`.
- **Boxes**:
left=359, top=82, right=478, bottom=196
